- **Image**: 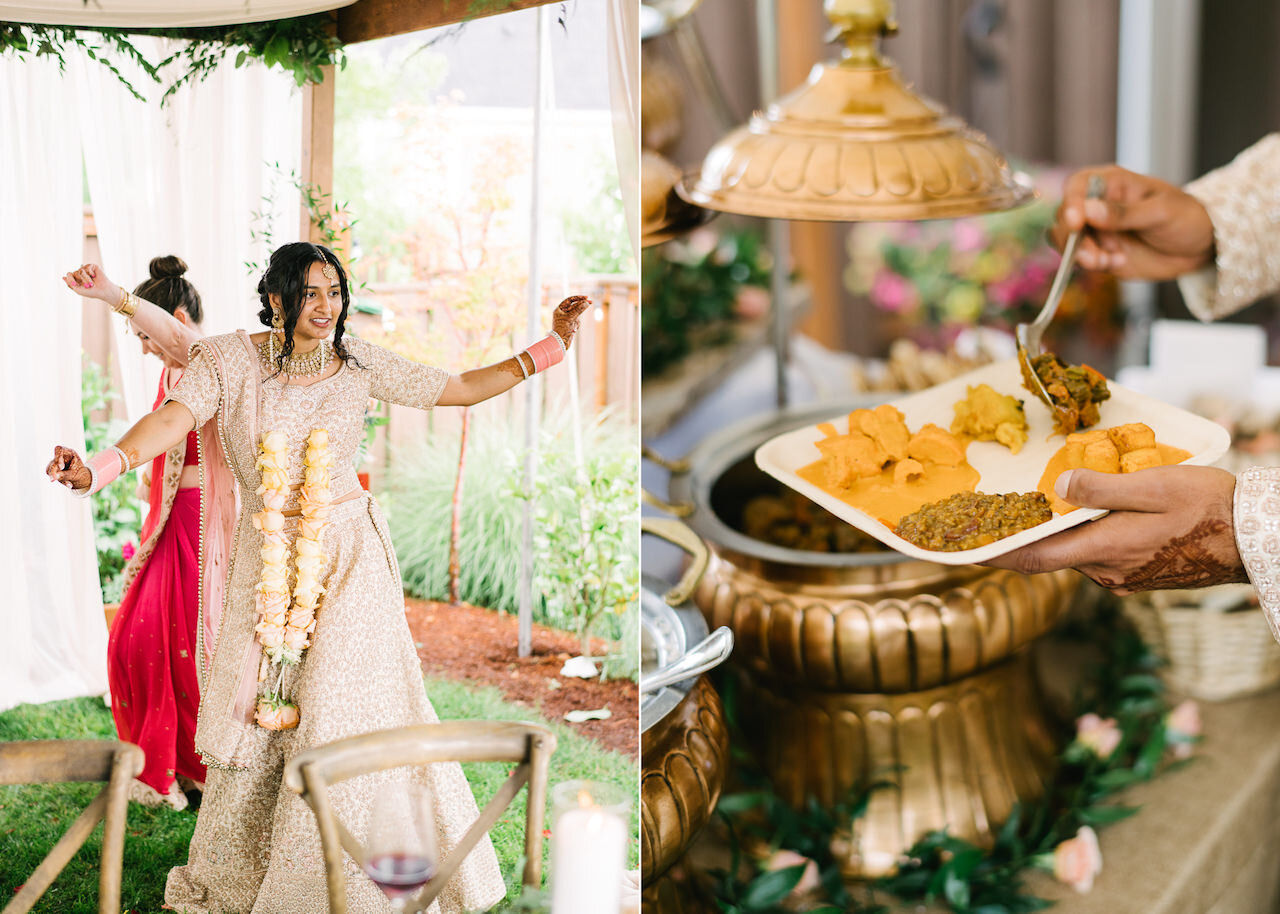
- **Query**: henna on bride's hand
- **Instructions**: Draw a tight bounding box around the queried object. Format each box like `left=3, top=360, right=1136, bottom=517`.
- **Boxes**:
left=1097, top=519, right=1245, bottom=592
left=499, top=355, right=527, bottom=380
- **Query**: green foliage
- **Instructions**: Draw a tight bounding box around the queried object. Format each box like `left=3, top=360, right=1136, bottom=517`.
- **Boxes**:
left=560, top=150, right=634, bottom=276
left=709, top=601, right=1193, bottom=912
left=0, top=16, right=345, bottom=106
left=387, top=410, right=638, bottom=676
left=388, top=416, right=527, bottom=616
left=246, top=162, right=363, bottom=289
left=517, top=411, right=639, bottom=665
left=641, top=229, right=771, bottom=377
left=81, top=359, right=143, bottom=603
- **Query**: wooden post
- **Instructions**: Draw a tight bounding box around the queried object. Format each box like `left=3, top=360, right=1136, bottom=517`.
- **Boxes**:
left=299, top=65, right=336, bottom=244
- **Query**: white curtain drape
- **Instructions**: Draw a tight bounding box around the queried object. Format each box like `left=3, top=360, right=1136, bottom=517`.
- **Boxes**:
left=0, top=0, right=353, bottom=27
left=606, top=0, right=640, bottom=262
left=0, top=54, right=109, bottom=712
left=76, top=40, right=303, bottom=420
left=0, top=42, right=302, bottom=711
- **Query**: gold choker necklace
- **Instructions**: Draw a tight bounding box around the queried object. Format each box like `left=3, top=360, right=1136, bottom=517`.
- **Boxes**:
left=258, top=336, right=331, bottom=377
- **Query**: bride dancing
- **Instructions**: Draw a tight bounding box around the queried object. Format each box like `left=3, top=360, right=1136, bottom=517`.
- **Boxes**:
left=48, top=241, right=588, bottom=914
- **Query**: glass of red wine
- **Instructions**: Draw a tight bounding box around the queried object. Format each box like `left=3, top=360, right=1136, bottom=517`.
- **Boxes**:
left=363, top=782, right=439, bottom=911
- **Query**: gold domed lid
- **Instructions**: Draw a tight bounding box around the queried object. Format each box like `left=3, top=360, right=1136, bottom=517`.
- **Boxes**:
left=683, top=0, right=1034, bottom=221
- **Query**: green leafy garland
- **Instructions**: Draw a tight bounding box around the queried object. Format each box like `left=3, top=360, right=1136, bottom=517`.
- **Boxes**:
left=702, top=599, right=1198, bottom=913
left=0, top=15, right=344, bottom=104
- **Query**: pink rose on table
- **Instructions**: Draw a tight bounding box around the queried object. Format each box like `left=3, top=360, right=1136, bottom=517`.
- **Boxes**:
left=763, top=849, right=821, bottom=898
left=1052, top=826, right=1102, bottom=893
left=255, top=699, right=299, bottom=731
left=1075, top=713, right=1122, bottom=760
left=1166, top=699, right=1201, bottom=759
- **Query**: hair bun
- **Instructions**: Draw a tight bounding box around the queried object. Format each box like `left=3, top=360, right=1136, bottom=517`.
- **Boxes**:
left=150, top=255, right=188, bottom=279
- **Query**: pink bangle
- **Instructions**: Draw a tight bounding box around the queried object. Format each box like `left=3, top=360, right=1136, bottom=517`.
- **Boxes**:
left=86, top=450, right=124, bottom=495
left=525, top=333, right=566, bottom=374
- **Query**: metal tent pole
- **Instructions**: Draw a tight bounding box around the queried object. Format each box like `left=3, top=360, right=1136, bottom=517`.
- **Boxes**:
left=519, top=5, right=551, bottom=659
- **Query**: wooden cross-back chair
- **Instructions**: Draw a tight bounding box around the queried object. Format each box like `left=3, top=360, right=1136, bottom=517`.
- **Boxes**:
left=0, top=740, right=144, bottom=914
left=283, top=721, right=556, bottom=914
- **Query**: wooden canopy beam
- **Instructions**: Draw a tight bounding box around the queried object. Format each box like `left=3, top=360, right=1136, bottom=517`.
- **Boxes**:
left=337, top=0, right=563, bottom=44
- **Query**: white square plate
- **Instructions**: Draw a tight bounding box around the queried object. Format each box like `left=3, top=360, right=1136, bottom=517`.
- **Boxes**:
left=755, top=357, right=1232, bottom=564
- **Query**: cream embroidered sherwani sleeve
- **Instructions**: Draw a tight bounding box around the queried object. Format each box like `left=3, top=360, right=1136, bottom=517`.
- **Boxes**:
left=1178, top=133, right=1280, bottom=321
left=1177, top=134, right=1280, bottom=639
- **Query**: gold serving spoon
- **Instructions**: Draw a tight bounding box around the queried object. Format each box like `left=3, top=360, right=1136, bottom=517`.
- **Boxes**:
left=1017, top=174, right=1106, bottom=419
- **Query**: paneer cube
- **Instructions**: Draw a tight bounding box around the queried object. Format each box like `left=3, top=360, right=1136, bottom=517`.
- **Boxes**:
left=1107, top=423, right=1157, bottom=454
left=1082, top=437, right=1121, bottom=473
left=1120, top=447, right=1163, bottom=473
left=906, top=424, right=966, bottom=466
left=816, top=432, right=888, bottom=485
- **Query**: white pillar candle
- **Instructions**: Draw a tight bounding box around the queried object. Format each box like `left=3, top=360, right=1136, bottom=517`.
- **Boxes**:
left=550, top=784, right=628, bottom=914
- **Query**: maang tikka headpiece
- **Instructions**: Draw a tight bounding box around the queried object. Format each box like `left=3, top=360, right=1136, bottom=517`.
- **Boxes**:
left=321, top=260, right=339, bottom=282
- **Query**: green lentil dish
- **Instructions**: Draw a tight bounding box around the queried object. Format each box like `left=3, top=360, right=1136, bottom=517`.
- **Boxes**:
left=894, top=491, right=1052, bottom=552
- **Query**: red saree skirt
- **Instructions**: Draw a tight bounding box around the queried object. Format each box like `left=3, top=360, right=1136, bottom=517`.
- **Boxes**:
left=107, top=487, right=207, bottom=798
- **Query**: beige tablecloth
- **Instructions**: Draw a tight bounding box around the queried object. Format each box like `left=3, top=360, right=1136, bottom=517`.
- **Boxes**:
left=895, top=688, right=1280, bottom=914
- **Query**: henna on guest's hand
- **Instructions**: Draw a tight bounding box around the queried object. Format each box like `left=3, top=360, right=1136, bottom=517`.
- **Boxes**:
left=119, top=444, right=141, bottom=471
left=1097, top=519, right=1246, bottom=592
left=46, top=445, right=91, bottom=491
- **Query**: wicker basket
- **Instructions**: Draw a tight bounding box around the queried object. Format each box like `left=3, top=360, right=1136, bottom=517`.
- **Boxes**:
left=1122, top=584, right=1280, bottom=701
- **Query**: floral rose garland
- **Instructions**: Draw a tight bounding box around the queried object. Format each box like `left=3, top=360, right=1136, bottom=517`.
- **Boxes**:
left=251, top=428, right=333, bottom=730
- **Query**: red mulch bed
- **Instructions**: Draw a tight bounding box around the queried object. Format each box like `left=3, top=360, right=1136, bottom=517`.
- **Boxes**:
left=404, top=597, right=638, bottom=759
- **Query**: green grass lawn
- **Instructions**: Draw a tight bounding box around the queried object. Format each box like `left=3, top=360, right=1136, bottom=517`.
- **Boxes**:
left=0, top=678, right=636, bottom=913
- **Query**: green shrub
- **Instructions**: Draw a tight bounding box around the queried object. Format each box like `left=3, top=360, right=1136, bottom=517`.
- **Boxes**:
left=387, top=417, right=526, bottom=615
left=518, top=412, right=639, bottom=669
left=386, top=408, right=639, bottom=678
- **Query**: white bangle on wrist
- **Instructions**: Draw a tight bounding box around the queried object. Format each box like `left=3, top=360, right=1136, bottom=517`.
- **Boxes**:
left=108, top=444, right=131, bottom=476
left=71, top=461, right=97, bottom=499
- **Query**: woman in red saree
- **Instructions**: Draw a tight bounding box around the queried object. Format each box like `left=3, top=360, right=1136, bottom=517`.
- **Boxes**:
left=65, top=256, right=207, bottom=809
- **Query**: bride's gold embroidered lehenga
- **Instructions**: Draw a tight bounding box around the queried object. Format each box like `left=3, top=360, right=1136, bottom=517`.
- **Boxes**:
left=161, top=330, right=506, bottom=914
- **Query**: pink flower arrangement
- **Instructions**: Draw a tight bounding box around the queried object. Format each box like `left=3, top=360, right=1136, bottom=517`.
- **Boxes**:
left=1049, top=826, right=1103, bottom=893
left=845, top=166, right=1122, bottom=350
left=1075, top=713, right=1122, bottom=760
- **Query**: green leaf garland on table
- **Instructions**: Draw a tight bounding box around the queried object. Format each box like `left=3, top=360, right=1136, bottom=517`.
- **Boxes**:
left=702, top=597, right=1201, bottom=913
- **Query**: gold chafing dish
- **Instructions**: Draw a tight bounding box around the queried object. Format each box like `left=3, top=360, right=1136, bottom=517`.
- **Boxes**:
left=641, top=520, right=731, bottom=910
left=645, top=403, right=1079, bottom=877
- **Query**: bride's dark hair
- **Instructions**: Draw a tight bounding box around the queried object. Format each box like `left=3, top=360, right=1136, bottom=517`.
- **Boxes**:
left=255, top=242, right=364, bottom=377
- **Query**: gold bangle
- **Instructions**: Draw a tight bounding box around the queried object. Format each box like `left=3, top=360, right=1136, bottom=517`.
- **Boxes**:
left=117, top=290, right=137, bottom=318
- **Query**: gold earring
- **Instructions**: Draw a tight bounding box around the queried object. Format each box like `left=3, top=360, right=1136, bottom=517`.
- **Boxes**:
left=272, top=310, right=284, bottom=331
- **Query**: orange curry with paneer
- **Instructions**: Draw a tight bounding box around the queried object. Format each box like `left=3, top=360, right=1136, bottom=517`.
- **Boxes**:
left=798, top=404, right=980, bottom=526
